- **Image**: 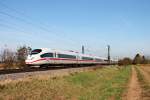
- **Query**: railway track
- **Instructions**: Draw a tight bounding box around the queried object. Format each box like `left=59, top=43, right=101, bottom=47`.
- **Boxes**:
left=0, top=65, right=104, bottom=82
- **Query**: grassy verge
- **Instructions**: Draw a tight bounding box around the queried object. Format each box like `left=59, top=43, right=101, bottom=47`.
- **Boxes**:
left=0, top=66, right=131, bottom=100
left=135, top=66, right=150, bottom=99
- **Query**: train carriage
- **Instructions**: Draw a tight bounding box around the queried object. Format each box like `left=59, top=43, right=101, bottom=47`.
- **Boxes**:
left=25, top=48, right=110, bottom=67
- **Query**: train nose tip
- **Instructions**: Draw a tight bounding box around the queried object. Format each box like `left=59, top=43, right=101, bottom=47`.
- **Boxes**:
left=25, top=60, right=32, bottom=64
left=26, top=62, right=33, bottom=65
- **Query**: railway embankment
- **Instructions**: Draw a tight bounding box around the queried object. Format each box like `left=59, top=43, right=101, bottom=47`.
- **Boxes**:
left=0, top=65, right=103, bottom=83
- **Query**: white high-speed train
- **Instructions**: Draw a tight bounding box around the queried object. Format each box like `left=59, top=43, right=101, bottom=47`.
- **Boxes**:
left=25, top=48, right=109, bottom=67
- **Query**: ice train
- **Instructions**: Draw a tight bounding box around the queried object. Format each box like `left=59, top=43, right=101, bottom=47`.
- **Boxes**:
left=25, top=48, right=114, bottom=68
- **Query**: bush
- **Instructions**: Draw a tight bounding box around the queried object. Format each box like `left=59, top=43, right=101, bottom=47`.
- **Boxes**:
left=133, top=54, right=143, bottom=64
left=118, top=57, right=132, bottom=66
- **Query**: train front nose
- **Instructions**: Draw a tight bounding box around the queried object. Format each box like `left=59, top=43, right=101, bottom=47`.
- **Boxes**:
left=25, top=55, right=34, bottom=64
left=25, top=49, right=42, bottom=66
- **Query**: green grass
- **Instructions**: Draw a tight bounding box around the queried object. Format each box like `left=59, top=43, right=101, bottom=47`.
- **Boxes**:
left=0, top=66, right=131, bottom=100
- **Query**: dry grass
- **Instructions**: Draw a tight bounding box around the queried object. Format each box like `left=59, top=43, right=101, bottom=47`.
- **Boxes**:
left=0, top=64, right=5, bottom=69
left=0, top=66, right=131, bottom=100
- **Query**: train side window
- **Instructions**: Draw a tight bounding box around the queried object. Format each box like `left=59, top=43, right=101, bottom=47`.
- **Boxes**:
left=95, top=58, right=103, bottom=62
left=82, top=57, right=93, bottom=60
left=58, top=54, right=76, bottom=59
left=40, top=53, right=54, bottom=58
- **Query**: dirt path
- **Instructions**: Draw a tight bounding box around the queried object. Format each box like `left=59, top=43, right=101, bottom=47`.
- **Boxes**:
left=125, top=67, right=142, bottom=100
left=140, top=66, right=150, bottom=83
left=138, top=66, right=150, bottom=100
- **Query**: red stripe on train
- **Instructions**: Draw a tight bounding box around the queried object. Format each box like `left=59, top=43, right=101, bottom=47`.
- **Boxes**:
left=26, top=58, right=99, bottom=63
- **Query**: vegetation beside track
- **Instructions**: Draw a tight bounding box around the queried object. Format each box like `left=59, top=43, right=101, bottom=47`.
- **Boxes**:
left=0, top=65, right=131, bottom=100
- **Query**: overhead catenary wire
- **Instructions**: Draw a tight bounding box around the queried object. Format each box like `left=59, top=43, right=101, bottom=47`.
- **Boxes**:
left=0, top=23, right=58, bottom=46
left=0, top=1, right=58, bottom=33
left=0, top=22, right=81, bottom=52
left=0, top=2, right=80, bottom=49
left=0, top=1, right=104, bottom=55
left=0, top=2, right=63, bottom=35
left=0, top=11, right=80, bottom=49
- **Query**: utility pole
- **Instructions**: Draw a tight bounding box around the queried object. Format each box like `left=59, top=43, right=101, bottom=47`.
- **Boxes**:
left=82, top=45, right=84, bottom=54
left=107, top=45, right=110, bottom=63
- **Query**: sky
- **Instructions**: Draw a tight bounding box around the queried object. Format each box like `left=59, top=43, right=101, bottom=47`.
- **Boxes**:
left=0, top=0, right=150, bottom=59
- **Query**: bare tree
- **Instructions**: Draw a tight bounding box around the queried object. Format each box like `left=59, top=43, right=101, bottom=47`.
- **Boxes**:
left=1, top=48, right=16, bottom=69
left=16, top=45, right=31, bottom=68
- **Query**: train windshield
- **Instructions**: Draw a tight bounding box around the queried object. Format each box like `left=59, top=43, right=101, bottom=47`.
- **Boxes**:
left=31, top=49, right=42, bottom=55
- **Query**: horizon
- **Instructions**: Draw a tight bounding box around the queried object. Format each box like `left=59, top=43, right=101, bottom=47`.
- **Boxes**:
left=0, top=0, right=150, bottom=59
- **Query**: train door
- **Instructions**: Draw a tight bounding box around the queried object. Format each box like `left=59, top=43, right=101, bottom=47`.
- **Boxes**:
left=40, top=52, right=55, bottom=65
left=53, top=52, right=57, bottom=65
left=49, top=52, right=55, bottom=64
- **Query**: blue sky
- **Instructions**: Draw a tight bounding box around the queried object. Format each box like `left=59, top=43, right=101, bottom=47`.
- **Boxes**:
left=0, top=0, right=150, bottom=59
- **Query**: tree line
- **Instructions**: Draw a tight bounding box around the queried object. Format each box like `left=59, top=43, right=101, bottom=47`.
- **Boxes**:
left=0, top=45, right=31, bottom=69
left=118, top=54, right=150, bottom=66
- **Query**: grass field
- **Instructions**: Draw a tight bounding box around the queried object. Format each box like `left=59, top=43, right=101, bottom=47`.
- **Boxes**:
left=0, top=66, right=131, bottom=100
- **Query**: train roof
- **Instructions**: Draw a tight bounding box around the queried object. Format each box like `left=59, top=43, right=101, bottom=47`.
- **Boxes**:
left=35, top=48, right=107, bottom=59
left=38, top=48, right=78, bottom=55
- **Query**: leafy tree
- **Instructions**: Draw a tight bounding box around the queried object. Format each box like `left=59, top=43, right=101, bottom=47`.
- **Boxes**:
left=141, top=55, right=148, bottom=64
left=133, top=54, right=143, bottom=64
